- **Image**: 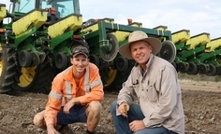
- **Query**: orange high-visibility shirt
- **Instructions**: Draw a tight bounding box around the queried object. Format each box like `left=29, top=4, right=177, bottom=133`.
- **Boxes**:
left=44, top=63, right=104, bottom=125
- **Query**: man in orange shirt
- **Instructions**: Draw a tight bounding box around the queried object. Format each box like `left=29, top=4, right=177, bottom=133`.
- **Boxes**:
left=33, top=46, right=104, bottom=134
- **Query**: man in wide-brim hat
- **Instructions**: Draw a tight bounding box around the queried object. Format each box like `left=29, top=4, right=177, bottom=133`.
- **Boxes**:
left=119, top=30, right=162, bottom=59
left=111, top=30, right=185, bottom=134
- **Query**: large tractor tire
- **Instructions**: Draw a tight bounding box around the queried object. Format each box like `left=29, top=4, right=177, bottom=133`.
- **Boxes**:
left=12, top=59, right=57, bottom=94
left=103, top=59, right=135, bottom=92
left=0, top=46, right=17, bottom=94
left=100, top=67, right=117, bottom=89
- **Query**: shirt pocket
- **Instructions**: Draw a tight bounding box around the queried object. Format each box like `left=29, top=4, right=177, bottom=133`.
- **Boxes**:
left=141, top=83, right=158, bottom=102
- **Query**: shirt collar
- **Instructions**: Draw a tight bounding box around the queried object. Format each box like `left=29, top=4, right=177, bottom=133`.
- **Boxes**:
left=146, top=53, right=153, bottom=69
left=64, top=66, right=74, bottom=81
left=138, top=53, right=154, bottom=75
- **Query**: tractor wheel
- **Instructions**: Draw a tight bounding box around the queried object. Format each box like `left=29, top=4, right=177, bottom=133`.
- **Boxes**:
left=55, top=52, right=68, bottom=70
left=100, top=67, right=117, bottom=88
left=12, top=59, right=56, bottom=94
left=206, top=64, right=217, bottom=76
left=198, top=64, right=209, bottom=74
left=19, top=50, right=32, bottom=67
left=100, top=33, right=119, bottom=62
left=216, top=66, right=221, bottom=75
left=89, top=54, right=101, bottom=68
left=30, top=52, right=40, bottom=67
left=115, top=57, right=129, bottom=72
left=0, top=46, right=17, bottom=94
left=159, top=40, right=176, bottom=63
left=187, top=62, right=198, bottom=75
left=104, top=60, right=135, bottom=92
left=177, top=62, right=189, bottom=73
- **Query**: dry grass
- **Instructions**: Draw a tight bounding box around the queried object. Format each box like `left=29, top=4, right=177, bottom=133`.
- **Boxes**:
left=178, top=73, right=221, bottom=92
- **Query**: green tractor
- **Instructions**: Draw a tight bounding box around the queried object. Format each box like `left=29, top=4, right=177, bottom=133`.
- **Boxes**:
left=0, top=0, right=82, bottom=94
left=0, top=0, right=176, bottom=94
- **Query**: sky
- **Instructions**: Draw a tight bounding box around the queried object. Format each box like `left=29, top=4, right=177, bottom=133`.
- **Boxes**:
left=2, top=0, right=221, bottom=39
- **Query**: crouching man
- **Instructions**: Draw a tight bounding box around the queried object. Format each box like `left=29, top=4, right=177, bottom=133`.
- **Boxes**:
left=33, top=46, right=104, bottom=134
left=110, top=31, right=185, bottom=134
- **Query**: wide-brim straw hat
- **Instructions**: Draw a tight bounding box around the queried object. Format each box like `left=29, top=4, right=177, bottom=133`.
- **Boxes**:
left=119, top=30, right=162, bottom=59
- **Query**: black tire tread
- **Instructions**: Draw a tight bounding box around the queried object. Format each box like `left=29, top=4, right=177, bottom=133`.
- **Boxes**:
left=0, top=47, right=17, bottom=93
left=13, top=58, right=56, bottom=94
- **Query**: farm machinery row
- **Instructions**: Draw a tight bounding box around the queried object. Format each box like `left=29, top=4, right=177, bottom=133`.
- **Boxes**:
left=0, top=0, right=220, bottom=94
left=171, top=30, right=221, bottom=76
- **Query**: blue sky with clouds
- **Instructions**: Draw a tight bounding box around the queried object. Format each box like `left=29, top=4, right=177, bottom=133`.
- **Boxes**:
left=2, top=0, right=221, bottom=39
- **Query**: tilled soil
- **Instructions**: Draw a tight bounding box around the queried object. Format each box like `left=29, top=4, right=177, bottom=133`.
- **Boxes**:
left=0, top=84, right=221, bottom=134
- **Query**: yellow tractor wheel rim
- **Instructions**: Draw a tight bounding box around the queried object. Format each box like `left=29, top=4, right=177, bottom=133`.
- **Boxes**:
left=104, top=68, right=117, bottom=87
left=18, top=66, right=37, bottom=87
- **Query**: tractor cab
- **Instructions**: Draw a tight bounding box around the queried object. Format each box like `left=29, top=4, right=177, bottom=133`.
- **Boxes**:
left=9, top=0, right=80, bottom=18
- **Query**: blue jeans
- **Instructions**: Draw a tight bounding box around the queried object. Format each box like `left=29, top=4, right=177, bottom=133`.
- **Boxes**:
left=57, top=105, right=87, bottom=125
left=110, top=101, right=177, bottom=134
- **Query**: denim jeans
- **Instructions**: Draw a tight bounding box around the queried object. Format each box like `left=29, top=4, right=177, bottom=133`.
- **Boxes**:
left=110, top=101, right=177, bottom=134
left=57, top=105, right=87, bottom=125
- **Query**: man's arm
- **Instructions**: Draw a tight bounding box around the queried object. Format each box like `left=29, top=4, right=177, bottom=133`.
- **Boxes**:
left=44, top=75, right=63, bottom=127
left=143, top=66, right=178, bottom=127
left=109, top=67, right=137, bottom=116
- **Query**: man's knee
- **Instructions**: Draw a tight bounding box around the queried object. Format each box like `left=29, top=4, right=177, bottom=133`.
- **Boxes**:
left=33, top=110, right=46, bottom=129
left=87, top=101, right=102, bottom=115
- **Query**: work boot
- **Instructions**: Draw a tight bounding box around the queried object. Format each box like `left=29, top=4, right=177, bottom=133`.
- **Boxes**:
left=58, top=125, right=75, bottom=134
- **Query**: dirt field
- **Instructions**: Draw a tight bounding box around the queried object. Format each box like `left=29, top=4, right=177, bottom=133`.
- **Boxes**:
left=1, top=79, right=221, bottom=134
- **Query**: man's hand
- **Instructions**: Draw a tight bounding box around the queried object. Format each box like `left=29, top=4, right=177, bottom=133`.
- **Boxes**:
left=47, top=124, right=59, bottom=134
left=63, top=99, right=75, bottom=114
left=117, top=102, right=129, bottom=117
left=129, top=120, right=145, bottom=132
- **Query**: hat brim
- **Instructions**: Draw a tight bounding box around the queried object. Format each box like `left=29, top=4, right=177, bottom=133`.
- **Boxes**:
left=119, top=37, right=162, bottom=59
left=73, top=52, right=88, bottom=58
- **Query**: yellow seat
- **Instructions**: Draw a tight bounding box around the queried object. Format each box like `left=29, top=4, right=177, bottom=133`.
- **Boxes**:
left=172, top=29, right=190, bottom=43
